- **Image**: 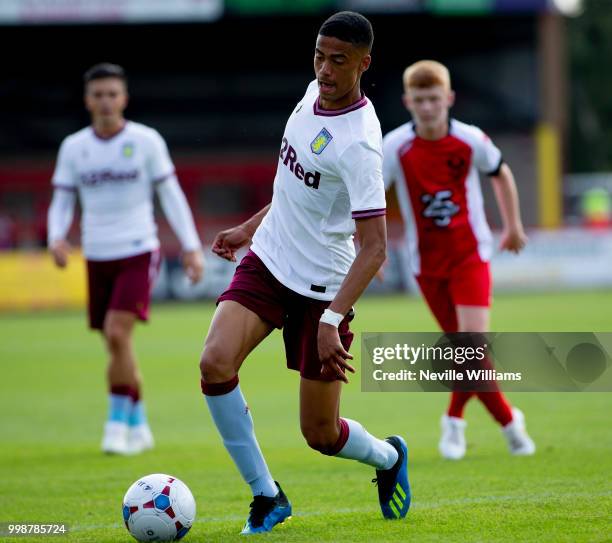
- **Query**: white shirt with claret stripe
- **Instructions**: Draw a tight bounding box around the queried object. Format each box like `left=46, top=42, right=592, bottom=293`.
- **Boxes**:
left=52, top=121, right=175, bottom=260
left=251, top=80, right=386, bottom=301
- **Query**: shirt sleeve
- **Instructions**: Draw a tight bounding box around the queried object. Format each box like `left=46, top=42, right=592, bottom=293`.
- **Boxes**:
left=156, top=174, right=202, bottom=252
left=338, top=140, right=386, bottom=220
left=47, top=188, right=76, bottom=244
left=147, top=129, right=175, bottom=184
left=472, top=127, right=503, bottom=176
left=51, top=139, right=77, bottom=190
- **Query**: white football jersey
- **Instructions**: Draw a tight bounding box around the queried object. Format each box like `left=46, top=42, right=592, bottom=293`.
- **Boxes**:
left=251, top=80, right=386, bottom=300
left=52, top=121, right=174, bottom=260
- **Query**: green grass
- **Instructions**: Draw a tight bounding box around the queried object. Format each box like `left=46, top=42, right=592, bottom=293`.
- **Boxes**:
left=1, top=290, right=611, bottom=542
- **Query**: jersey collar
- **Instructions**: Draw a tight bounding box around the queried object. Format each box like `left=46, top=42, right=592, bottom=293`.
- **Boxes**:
left=91, top=120, right=128, bottom=141
left=313, top=93, right=368, bottom=117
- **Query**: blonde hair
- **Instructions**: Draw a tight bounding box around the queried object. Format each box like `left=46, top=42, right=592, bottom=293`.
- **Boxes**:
left=403, top=60, right=451, bottom=91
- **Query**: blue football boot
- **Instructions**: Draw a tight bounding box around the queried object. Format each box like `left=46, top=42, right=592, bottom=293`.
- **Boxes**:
left=240, top=482, right=292, bottom=535
left=373, top=436, right=411, bottom=519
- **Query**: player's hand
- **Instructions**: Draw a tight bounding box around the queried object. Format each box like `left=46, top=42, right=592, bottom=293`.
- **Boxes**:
left=211, top=225, right=252, bottom=262
left=182, top=249, right=204, bottom=284
left=317, top=323, right=355, bottom=383
left=50, top=239, right=71, bottom=268
left=499, top=227, right=528, bottom=254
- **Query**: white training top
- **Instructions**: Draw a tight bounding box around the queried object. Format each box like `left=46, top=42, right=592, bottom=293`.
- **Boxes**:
left=251, top=80, right=386, bottom=301
left=50, top=121, right=200, bottom=260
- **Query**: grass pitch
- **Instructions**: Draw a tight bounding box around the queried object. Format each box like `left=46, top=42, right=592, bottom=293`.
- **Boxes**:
left=1, top=290, right=611, bottom=542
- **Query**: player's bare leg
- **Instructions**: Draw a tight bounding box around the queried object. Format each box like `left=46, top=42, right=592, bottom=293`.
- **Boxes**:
left=417, top=282, right=473, bottom=459
left=200, top=301, right=272, bottom=383
left=101, top=310, right=150, bottom=454
left=439, top=305, right=489, bottom=459
left=455, top=305, right=535, bottom=456
left=456, top=305, right=489, bottom=333
left=104, top=310, right=140, bottom=388
left=200, top=301, right=291, bottom=534
left=299, top=378, right=410, bottom=519
left=299, top=378, right=342, bottom=453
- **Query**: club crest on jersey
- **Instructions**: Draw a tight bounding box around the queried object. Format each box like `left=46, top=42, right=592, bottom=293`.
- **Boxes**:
left=122, top=142, right=134, bottom=158
left=310, top=128, right=333, bottom=155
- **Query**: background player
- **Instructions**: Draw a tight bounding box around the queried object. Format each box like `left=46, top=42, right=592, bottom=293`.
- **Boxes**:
left=200, top=12, right=410, bottom=534
left=47, top=63, right=204, bottom=455
left=382, top=60, right=535, bottom=460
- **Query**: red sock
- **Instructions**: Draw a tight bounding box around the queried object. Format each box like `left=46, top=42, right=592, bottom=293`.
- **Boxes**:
left=447, top=391, right=474, bottom=418
left=476, top=389, right=513, bottom=426
left=475, top=355, right=514, bottom=426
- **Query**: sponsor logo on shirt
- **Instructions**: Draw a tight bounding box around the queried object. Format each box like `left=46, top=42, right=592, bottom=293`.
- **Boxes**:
left=421, top=190, right=460, bottom=227
left=280, top=137, right=321, bottom=189
left=310, top=127, right=333, bottom=155
left=80, top=169, right=139, bottom=187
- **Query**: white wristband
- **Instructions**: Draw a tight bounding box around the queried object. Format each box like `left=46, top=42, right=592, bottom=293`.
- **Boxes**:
left=320, top=308, right=344, bottom=328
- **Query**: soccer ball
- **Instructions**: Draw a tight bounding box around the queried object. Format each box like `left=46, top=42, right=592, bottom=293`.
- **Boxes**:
left=122, top=473, right=196, bottom=542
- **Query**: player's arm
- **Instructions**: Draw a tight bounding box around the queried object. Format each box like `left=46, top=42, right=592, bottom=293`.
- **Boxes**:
left=318, top=215, right=387, bottom=382
left=490, top=163, right=528, bottom=253
left=48, top=138, right=78, bottom=268
left=47, top=188, right=77, bottom=268
left=156, top=176, right=204, bottom=283
left=212, top=204, right=271, bottom=262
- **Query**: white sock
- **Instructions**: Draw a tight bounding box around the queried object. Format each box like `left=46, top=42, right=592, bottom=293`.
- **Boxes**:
left=205, top=385, right=277, bottom=497
left=336, top=418, right=398, bottom=470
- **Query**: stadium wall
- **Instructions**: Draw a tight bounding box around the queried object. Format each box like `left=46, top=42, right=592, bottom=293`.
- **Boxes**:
left=2, top=228, right=611, bottom=312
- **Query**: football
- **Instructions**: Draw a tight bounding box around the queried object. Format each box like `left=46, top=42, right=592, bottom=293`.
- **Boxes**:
left=122, top=474, right=196, bottom=542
